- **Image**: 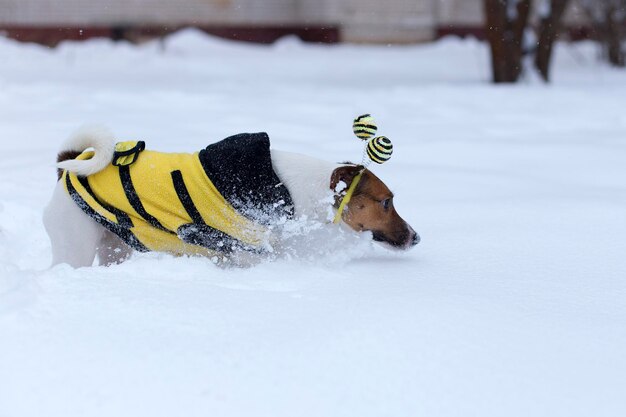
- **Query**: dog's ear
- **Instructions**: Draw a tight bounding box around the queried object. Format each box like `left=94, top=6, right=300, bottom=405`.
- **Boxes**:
left=330, top=165, right=363, bottom=193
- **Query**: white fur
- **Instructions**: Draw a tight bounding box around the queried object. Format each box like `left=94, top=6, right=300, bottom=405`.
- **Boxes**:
left=270, top=150, right=338, bottom=221
left=55, top=125, right=116, bottom=177
left=43, top=182, right=105, bottom=267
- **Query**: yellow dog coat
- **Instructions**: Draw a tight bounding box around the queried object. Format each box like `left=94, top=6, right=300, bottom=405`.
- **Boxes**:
left=62, top=133, right=294, bottom=256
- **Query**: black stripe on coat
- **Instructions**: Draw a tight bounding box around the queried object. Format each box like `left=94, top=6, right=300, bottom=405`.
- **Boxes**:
left=176, top=223, right=260, bottom=254
left=118, top=165, right=174, bottom=234
left=171, top=170, right=204, bottom=225
left=171, top=170, right=260, bottom=254
left=65, top=173, right=149, bottom=252
left=77, top=176, right=133, bottom=228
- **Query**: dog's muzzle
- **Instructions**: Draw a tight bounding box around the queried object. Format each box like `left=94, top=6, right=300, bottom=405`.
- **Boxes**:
left=372, top=226, right=419, bottom=250
left=411, top=231, right=420, bottom=246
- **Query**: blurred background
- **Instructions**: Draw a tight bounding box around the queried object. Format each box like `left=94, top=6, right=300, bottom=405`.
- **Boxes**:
left=1, top=0, right=624, bottom=81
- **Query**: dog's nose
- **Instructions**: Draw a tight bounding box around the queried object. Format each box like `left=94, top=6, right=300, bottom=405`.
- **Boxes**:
left=411, top=232, right=420, bottom=246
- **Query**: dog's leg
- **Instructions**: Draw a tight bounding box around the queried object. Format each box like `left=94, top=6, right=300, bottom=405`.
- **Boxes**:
left=43, top=182, right=103, bottom=268
left=97, top=230, right=133, bottom=266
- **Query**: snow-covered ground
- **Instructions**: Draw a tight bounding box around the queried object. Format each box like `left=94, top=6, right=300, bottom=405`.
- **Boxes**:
left=1, top=30, right=625, bottom=416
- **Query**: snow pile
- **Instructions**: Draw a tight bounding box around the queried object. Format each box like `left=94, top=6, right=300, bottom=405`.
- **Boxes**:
left=0, top=30, right=625, bottom=416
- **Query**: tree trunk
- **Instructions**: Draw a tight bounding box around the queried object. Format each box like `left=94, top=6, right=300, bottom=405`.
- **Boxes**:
left=534, top=0, right=570, bottom=82
left=485, top=0, right=531, bottom=83
left=605, top=6, right=625, bottom=67
left=580, top=0, right=626, bottom=68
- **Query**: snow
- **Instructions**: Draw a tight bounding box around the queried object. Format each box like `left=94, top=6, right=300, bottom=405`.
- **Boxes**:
left=1, top=30, right=626, bottom=416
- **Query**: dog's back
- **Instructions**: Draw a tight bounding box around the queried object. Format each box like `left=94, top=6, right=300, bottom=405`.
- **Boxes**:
left=53, top=129, right=295, bottom=260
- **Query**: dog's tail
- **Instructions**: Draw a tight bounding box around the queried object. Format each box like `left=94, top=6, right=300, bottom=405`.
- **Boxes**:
left=56, top=125, right=116, bottom=179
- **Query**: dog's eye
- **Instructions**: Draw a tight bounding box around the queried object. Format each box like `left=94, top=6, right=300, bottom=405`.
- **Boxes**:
left=381, top=198, right=391, bottom=210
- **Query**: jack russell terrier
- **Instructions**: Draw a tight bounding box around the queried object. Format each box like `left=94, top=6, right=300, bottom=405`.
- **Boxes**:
left=44, top=126, right=419, bottom=267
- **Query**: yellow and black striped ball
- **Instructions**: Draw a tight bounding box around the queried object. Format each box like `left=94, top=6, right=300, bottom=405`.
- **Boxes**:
left=366, top=136, right=393, bottom=164
left=353, top=114, right=378, bottom=140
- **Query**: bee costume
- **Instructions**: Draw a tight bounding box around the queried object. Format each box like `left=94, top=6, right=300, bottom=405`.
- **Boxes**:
left=62, top=133, right=294, bottom=256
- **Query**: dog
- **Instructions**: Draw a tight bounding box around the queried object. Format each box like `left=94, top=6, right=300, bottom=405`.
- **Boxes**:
left=43, top=126, right=419, bottom=267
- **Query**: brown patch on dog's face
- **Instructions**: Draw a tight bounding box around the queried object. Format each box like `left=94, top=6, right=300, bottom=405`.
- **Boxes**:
left=330, top=166, right=419, bottom=250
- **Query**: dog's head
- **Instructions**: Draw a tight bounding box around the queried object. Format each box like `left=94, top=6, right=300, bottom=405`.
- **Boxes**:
left=330, top=165, right=419, bottom=250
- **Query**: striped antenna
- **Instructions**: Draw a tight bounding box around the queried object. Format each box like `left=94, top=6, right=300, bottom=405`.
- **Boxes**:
left=366, top=136, right=393, bottom=164
left=353, top=114, right=378, bottom=141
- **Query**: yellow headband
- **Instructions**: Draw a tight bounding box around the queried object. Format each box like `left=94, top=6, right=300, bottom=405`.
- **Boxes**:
left=333, top=171, right=364, bottom=224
